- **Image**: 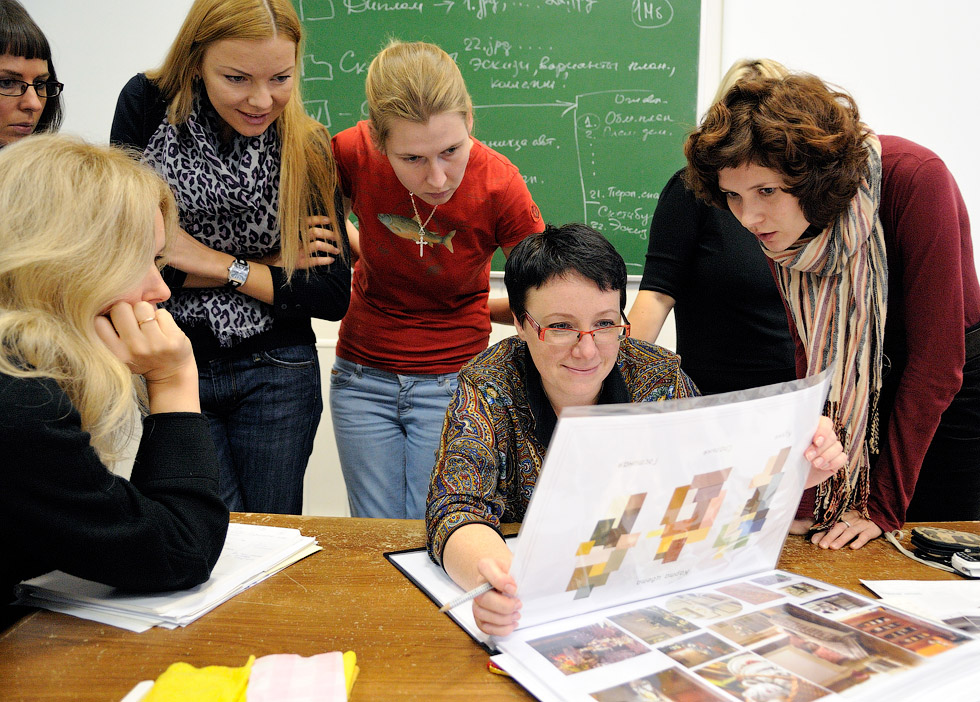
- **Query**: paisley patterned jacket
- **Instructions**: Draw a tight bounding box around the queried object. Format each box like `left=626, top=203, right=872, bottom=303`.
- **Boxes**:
left=425, top=335, right=697, bottom=564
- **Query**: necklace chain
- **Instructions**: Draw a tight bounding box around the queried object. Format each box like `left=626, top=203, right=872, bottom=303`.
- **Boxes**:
left=409, top=193, right=437, bottom=258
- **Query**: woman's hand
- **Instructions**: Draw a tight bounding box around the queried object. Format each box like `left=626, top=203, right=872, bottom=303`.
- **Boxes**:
left=471, top=557, right=522, bottom=637
left=300, top=216, right=342, bottom=267
left=803, top=416, right=847, bottom=489
left=810, top=510, right=883, bottom=550
left=258, top=216, right=342, bottom=269
left=794, top=418, right=882, bottom=548
left=166, top=228, right=224, bottom=279
left=94, top=300, right=200, bottom=414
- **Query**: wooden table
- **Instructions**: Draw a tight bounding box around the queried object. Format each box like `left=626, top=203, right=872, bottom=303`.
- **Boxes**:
left=1, top=516, right=975, bottom=701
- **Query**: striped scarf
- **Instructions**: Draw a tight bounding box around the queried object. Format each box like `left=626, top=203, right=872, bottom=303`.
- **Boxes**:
left=764, top=134, right=887, bottom=530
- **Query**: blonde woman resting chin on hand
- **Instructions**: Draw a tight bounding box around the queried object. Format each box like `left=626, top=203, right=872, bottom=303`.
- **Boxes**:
left=0, top=135, right=228, bottom=631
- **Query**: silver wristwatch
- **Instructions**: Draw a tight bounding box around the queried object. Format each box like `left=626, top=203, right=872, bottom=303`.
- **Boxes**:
left=226, top=258, right=250, bottom=288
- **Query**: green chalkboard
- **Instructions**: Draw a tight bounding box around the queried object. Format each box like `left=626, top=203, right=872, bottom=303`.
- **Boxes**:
left=295, top=0, right=700, bottom=273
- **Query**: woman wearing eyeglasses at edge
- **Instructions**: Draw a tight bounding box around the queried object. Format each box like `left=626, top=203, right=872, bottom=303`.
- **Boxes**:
left=425, top=223, right=846, bottom=636
left=0, top=0, right=63, bottom=148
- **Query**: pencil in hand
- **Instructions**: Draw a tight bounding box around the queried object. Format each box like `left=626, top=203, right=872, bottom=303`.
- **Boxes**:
left=439, top=581, right=494, bottom=612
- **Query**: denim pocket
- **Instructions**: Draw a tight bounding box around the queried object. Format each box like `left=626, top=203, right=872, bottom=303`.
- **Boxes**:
left=259, top=345, right=317, bottom=370
left=438, top=373, right=459, bottom=398
left=329, top=362, right=357, bottom=389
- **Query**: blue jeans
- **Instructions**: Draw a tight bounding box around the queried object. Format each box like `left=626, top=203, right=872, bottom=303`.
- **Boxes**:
left=199, top=345, right=322, bottom=515
left=330, top=357, right=458, bottom=519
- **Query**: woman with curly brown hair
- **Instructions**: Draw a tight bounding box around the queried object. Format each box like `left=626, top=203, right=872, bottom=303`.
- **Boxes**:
left=684, top=73, right=980, bottom=550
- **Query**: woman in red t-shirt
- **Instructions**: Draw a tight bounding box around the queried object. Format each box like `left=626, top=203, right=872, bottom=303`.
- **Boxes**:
left=330, top=40, right=544, bottom=519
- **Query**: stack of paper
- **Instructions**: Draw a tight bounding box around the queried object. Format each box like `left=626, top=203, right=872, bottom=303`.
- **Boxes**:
left=16, top=523, right=320, bottom=632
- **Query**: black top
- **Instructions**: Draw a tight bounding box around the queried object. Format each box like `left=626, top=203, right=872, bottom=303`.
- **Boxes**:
left=110, top=73, right=351, bottom=363
left=0, top=372, right=229, bottom=629
left=639, top=169, right=796, bottom=394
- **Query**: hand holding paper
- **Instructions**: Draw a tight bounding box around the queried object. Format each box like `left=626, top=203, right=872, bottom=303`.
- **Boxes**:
left=803, top=415, right=847, bottom=488
left=470, top=557, right=522, bottom=637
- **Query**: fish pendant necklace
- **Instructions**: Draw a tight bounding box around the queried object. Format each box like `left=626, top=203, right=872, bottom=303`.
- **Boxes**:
left=410, top=193, right=438, bottom=258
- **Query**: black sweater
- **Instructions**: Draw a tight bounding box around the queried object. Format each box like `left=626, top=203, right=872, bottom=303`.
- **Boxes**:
left=638, top=169, right=796, bottom=394
left=0, top=372, right=229, bottom=629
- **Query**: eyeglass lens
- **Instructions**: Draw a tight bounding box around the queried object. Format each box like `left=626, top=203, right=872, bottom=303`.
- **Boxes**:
left=542, top=326, right=626, bottom=346
left=0, top=79, right=63, bottom=98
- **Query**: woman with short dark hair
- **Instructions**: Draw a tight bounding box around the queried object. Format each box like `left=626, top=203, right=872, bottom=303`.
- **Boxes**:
left=425, top=223, right=845, bottom=636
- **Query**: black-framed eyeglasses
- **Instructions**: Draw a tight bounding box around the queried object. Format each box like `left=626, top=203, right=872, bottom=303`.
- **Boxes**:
left=523, top=311, right=631, bottom=347
left=0, top=78, right=64, bottom=98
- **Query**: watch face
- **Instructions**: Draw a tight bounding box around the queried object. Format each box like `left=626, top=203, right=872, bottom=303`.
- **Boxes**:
left=228, top=259, right=249, bottom=288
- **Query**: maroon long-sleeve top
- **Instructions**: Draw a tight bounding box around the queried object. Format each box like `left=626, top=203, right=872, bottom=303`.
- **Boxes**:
left=788, top=135, right=980, bottom=531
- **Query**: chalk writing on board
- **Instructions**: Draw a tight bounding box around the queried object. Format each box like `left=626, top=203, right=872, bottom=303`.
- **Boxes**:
left=632, top=0, right=673, bottom=29
left=297, top=0, right=699, bottom=270
left=299, top=0, right=335, bottom=20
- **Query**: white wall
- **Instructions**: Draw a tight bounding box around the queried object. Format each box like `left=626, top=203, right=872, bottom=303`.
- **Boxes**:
left=20, top=0, right=979, bottom=515
left=715, top=0, right=979, bottom=255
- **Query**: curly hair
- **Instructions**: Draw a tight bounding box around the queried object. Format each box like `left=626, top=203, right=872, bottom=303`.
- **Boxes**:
left=683, top=74, right=870, bottom=228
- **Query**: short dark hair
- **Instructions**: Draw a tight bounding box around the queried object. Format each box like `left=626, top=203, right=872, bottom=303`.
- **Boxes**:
left=505, top=223, right=627, bottom=323
left=683, top=74, right=869, bottom=229
left=0, top=0, right=63, bottom=135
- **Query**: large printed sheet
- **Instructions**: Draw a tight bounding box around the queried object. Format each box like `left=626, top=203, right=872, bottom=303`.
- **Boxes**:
left=494, top=568, right=980, bottom=702
left=493, top=372, right=980, bottom=700
left=509, top=373, right=832, bottom=630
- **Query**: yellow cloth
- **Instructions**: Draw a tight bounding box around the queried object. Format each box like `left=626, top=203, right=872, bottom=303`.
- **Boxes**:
left=343, top=651, right=359, bottom=697
left=142, top=656, right=254, bottom=702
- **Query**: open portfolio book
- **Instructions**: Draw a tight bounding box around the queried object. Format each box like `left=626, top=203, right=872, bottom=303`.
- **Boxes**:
left=388, top=373, right=980, bottom=701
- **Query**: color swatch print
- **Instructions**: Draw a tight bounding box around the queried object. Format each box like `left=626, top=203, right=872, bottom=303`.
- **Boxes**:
left=565, top=447, right=791, bottom=599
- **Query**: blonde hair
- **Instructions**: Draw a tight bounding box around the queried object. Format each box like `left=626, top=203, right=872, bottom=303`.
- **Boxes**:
left=0, top=135, right=178, bottom=460
left=365, top=40, right=473, bottom=152
left=148, top=0, right=340, bottom=276
left=712, top=58, right=790, bottom=104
